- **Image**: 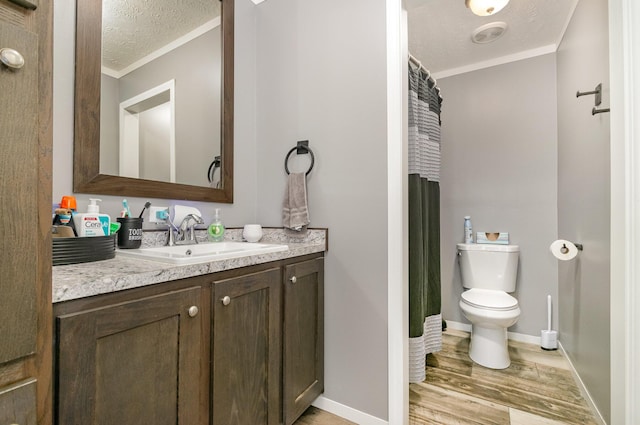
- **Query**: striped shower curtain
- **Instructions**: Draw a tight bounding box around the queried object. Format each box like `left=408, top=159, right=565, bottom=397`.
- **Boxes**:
left=408, top=64, right=442, bottom=383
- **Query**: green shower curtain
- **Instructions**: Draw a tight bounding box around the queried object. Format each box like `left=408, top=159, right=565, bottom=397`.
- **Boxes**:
left=408, top=63, right=442, bottom=383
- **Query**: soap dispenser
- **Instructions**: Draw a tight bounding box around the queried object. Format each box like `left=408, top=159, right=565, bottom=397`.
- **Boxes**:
left=208, top=208, right=225, bottom=242
left=73, top=198, right=111, bottom=237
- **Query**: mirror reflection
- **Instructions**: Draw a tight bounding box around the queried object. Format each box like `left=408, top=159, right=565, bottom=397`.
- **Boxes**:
left=99, top=0, right=222, bottom=188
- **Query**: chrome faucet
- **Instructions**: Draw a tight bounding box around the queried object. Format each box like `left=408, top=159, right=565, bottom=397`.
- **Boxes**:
left=179, top=214, right=204, bottom=244
left=162, top=213, right=204, bottom=246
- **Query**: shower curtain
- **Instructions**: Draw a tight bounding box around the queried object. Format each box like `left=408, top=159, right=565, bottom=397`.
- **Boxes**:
left=408, top=64, right=442, bottom=383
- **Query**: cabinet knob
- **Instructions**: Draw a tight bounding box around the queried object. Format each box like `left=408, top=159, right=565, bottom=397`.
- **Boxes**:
left=221, top=296, right=231, bottom=306
left=290, top=276, right=297, bottom=284
left=0, top=48, right=25, bottom=69
left=188, top=306, right=199, bottom=317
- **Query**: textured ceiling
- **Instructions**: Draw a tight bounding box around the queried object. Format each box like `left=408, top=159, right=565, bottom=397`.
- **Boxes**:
left=407, top=0, right=578, bottom=77
left=102, top=0, right=221, bottom=72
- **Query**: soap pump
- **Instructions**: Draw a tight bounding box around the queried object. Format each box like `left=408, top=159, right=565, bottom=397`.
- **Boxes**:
left=208, top=208, right=225, bottom=242
left=73, top=198, right=111, bottom=237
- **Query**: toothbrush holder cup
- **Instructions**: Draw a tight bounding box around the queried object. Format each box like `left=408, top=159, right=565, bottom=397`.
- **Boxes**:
left=117, top=217, right=143, bottom=249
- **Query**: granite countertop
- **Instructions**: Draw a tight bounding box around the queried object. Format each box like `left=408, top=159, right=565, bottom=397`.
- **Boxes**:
left=52, top=228, right=327, bottom=303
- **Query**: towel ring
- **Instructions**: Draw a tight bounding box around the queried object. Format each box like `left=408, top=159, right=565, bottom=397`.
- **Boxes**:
left=284, top=141, right=315, bottom=176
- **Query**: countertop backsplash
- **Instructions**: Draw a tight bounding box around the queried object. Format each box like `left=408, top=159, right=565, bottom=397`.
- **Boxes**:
left=141, top=227, right=327, bottom=249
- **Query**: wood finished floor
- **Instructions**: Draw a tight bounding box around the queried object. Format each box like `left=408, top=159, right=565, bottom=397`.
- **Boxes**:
left=410, top=329, right=599, bottom=425
left=294, top=330, right=599, bottom=425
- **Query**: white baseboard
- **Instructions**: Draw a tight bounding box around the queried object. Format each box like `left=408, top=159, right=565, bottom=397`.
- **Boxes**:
left=312, top=395, right=388, bottom=425
left=445, top=320, right=542, bottom=345
left=557, top=342, right=607, bottom=425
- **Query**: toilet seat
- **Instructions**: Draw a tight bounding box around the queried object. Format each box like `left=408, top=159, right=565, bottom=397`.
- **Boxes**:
left=461, top=288, right=518, bottom=311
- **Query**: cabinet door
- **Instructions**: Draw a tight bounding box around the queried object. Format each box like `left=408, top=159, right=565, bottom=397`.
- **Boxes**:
left=0, top=18, right=38, bottom=364
left=283, top=258, right=324, bottom=425
left=56, top=287, right=203, bottom=425
left=212, top=268, right=281, bottom=425
left=0, top=379, right=36, bottom=425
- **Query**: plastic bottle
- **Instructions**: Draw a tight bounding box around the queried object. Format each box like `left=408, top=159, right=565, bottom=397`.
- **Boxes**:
left=464, top=216, right=473, bottom=244
left=208, top=208, right=225, bottom=242
left=73, top=198, right=111, bottom=237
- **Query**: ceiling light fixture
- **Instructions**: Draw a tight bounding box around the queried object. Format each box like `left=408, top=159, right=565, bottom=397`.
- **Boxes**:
left=465, top=0, right=510, bottom=16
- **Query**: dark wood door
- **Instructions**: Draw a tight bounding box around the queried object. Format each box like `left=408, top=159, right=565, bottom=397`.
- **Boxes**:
left=283, top=258, right=324, bottom=425
left=212, top=268, right=282, bottom=425
left=56, top=287, right=203, bottom=425
left=0, top=17, right=38, bottom=365
left=0, top=1, right=53, bottom=422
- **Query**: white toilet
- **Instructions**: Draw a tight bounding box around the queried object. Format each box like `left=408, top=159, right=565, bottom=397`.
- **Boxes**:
left=457, top=243, right=521, bottom=369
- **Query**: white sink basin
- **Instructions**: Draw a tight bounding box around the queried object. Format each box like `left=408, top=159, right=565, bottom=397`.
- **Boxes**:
left=116, top=241, right=289, bottom=265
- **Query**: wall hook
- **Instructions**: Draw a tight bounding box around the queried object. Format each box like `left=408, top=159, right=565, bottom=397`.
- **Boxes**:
left=576, top=83, right=602, bottom=106
left=592, top=107, right=610, bottom=115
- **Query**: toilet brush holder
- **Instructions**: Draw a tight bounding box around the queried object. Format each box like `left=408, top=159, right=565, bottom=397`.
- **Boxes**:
left=541, top=330, right=557, bottom=350
left=541, top=294, right=558, bottom=350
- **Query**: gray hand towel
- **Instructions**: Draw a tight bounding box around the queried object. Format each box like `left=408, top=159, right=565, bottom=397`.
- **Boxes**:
left=283, top=172, right=310, bottom=231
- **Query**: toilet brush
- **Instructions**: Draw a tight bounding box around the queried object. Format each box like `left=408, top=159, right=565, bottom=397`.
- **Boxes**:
left=541, top=294, right=558, bottom=350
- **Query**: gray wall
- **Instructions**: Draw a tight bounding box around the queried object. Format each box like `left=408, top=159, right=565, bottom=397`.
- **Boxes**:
left=53, top=0, right=258, bottom=226
left=438, top=54, right=559, bottom=336
left=254, top=0, right=390, bottom=420
left=557, top=0, right=611, bottom=421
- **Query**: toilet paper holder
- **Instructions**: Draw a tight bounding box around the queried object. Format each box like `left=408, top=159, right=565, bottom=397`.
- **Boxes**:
left=560, top=242, right=583, bottom=253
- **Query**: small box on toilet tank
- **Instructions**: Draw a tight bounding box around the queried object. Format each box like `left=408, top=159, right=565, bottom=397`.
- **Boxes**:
left=476, top=232, right=509, bottom=245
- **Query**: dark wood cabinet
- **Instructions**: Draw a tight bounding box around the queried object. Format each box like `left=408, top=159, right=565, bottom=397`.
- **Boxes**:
left=211, top=267, right=282, bottom=425
left=54, top=253, right=325, bottom=425
left=56, top=287, right=204, bottom=425
left=283, top=258, right=325, bottom=425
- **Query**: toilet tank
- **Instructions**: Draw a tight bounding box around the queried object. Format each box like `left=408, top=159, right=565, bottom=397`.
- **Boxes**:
left=457, top=243, right=519, bottom=292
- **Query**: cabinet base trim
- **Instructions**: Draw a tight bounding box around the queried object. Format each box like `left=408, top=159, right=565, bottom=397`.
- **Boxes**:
left=312, top=395, right=388, bottom=425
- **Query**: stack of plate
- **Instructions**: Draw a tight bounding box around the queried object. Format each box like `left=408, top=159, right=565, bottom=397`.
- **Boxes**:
left=52, top=234, right=116, bottom=266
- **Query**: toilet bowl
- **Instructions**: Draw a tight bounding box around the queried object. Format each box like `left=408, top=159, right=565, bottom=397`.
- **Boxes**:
left=459, top=288, right=520, bottom=369
left=457, top=243, right=520, bottom=369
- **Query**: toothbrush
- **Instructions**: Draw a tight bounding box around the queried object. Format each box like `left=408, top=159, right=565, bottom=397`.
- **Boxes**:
left=122, top=199, right=132, bottom=218
left=138, top=201, right=151, bottom=218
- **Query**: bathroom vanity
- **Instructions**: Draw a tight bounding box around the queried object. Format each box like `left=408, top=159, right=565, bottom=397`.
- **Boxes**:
left=52, top=229, right=326, bottom=425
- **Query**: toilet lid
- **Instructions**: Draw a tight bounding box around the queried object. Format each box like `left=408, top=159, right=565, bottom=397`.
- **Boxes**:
left=461, top=288, right=518, bottom=311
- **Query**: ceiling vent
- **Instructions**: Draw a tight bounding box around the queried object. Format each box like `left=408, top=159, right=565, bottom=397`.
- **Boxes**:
left=471, top=22, right=508, bottom=44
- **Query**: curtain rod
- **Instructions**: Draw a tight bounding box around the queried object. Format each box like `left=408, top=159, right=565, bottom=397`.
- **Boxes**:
left=408, top=53, right=442, bottom=98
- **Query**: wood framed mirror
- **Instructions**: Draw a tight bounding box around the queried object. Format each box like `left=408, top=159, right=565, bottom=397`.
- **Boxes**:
left=73, top=0, right=234, bottom=203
